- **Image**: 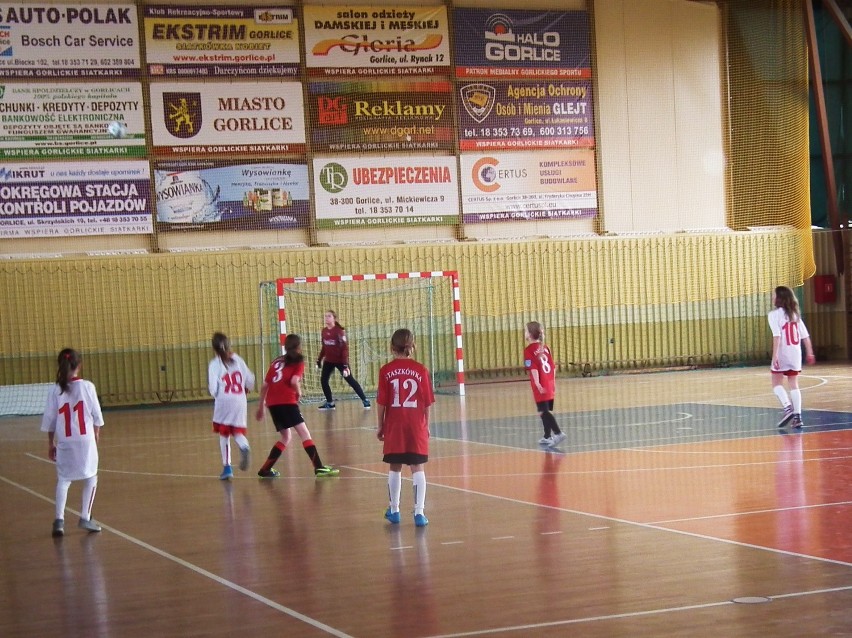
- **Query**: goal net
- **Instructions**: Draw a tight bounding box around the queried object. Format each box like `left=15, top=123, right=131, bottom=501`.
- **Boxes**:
left=259, top=271, right=465, bottom=403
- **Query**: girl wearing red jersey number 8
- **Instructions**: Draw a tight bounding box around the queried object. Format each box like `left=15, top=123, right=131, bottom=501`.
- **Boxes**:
left=524, top=321, right=566, bottom=448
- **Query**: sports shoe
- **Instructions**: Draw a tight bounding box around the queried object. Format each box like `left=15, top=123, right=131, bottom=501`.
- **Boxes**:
left=538, top=436, right=553, bottom=445
left=52, top=519, right=64, bottom=537
left=791, top=414, right=803, bottom=429
left=384, top=507, right=400, bottom=524
left=219, top=465, right=234, bottom=480
left=363, top=399, right=371, bottom=409
left=777, top=405, right=794, bottom=428
left=414, top=513, right=429, bottom=527
left=550, top=432, right=567, bottom=447
left=238, top=447, right=251, bottom=471
left=318, top=402, right=336, bottom=410
left=315, top=465, right=340, bottom=477
left=78, top=518, right=102, bottom=533
left=257, top=468, right=281, bottom=478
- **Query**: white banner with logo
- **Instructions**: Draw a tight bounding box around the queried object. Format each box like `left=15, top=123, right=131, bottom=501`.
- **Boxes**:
left=0, top=160, right=152, bottom=237
left=0, top=3, right=140, bottom=78
left=313, top=155, right=458, bottom=228
left=460, top=149, right=597, bottom=222
left=0, top=82, right=146, bottom=159
left=149, top=81, right=306, bottom=155
left=303, top=5, right=450, bottom=77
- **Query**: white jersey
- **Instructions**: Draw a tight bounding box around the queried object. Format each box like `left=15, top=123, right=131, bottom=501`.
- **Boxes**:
left=40, top=379, right=103, bottom=481
left=208, top=353, right=255, bottom=426
left=768, top=307, right=810, bottom=372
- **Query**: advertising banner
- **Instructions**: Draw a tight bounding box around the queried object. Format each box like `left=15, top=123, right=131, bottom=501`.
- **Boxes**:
left=308, top=80, right=454, bottom=153
left=304, top=5, right=450, bottom=77
left=154, top=160, right=309, bottom=230
left=149, top=81, right=306, bottom=155
left=144, top=5, right=301, bottom=79
left=0, top=82, right=146, bottom=159
left=453, top=9, right=590, bottom=80
left=460, top=150, right=596, bottom=222
left=0, top=160, right=151, bottom=237
left=457, top=79, right=594, bottom=150
left=0, top=3, right=140, bottom=78
left=313, top=155, right=458, bottom=229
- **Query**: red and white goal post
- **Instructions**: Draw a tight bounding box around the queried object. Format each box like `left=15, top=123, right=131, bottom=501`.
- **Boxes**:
left=272, top=271, right=465, bottom=399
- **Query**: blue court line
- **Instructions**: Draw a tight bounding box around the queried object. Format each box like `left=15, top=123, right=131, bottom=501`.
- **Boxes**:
left=431, top=404, right=852, bottom=453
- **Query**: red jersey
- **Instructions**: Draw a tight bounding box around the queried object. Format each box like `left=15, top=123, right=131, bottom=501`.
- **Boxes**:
left=377, top=358, right=434, bottom=456
left=262, top=357, right=304, bottom=406
left=524, top=341, right=556, bottom=402
left=318, top=324, right=349, bottom=365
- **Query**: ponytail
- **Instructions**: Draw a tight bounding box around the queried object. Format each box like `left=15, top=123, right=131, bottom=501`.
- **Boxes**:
left=56, top=348, right=81, bottom=394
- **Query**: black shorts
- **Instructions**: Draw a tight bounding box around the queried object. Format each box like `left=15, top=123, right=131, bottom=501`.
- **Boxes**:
left=536, top=399, right=555, bottom=412
left=383, top=453, right=428, bottom=465
left=267, top=404, right=305, bottom=431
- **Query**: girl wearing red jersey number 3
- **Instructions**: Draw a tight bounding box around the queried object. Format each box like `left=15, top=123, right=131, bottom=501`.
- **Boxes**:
left=524, top=321, right=566, bottom=448
left=377, top=329, right=434, bottom=527
left=255, top=334, right=339, bottom=478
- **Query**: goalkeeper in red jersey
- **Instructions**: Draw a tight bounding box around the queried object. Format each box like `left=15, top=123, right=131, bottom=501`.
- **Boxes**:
left=316, top=309, right=370, bottom=410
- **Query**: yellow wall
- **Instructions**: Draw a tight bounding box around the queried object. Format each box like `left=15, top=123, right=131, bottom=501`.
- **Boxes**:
left=2, top=227, right=822, bottom=406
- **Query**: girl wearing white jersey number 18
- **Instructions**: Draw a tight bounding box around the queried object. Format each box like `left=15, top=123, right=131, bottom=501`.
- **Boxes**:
left=208, top=332, right=255, bottom=480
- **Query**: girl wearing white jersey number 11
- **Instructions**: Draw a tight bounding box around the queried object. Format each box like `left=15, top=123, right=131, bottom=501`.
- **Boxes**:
left=41, top=348, right=104, bottom=537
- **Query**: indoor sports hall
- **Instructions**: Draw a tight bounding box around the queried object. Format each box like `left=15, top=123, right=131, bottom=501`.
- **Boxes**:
left=1, top=367, right=851, bottom=636
left=1, top=0, right=851, bottom=637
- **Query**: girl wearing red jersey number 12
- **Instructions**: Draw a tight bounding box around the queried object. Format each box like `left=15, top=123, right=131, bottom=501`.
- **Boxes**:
left=208, top=333, right=255, bottom=480
left=255, top=334, right=339, bottom=478
left=377, top=329, right=434, bottom=527
left=524, top=321, right=566, bottom=448
left=41, top=348, right=104, bottom=537
left=769, top=286, right=815, bottom=429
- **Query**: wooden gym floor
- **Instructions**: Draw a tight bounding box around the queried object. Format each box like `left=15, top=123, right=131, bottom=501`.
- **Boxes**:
left=1, top=364, right=851, bottom=637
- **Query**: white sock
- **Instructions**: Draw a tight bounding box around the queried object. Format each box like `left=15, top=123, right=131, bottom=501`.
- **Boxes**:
left=233, top=433, right=249, bottom=451
left=81, top=475, right=98, bottom=521
left=412, top=471, right=426, bottom=516
left=790, top=389, right=802, bottom=414
left=55, top=478, right=71, bottom=520
left=773, top=386, right=790, bottom=407
left=219, top=436, right=231, bottom=465
left=388, top=471, right=401, bottom=512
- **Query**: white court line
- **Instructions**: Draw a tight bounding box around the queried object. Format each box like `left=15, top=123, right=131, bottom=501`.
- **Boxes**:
left=422, top=584, right=852, bottom=638
left=0, top=473, right=354, bottom=638
left=650, top=500, right=852, bottom=525
left=350, top=466, right=852, bottom=568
